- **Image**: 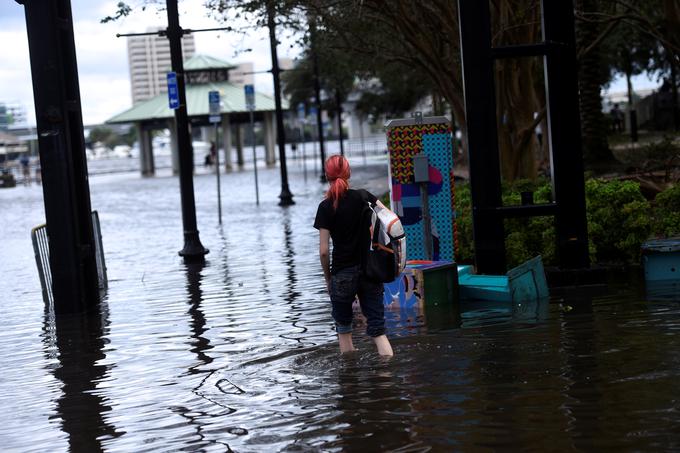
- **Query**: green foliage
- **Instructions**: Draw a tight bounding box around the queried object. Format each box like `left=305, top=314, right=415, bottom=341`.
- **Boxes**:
left=453, top=178, right=673, bottom=268
left=379, top=191, right=390, bottom=209
left=651, top=184, right=680, bottom=237
left=453, top=182, right=474, bottom=263
left=585, top=179, right=651, bottom=263
left=100, top=2, right=132, bottom=24
left=501, top=179, right=556, bottom=268
left=87, top=126, right=136, bottom=149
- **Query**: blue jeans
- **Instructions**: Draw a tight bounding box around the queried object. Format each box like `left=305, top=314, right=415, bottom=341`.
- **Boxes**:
left=330, top=265, right=385, bottom=337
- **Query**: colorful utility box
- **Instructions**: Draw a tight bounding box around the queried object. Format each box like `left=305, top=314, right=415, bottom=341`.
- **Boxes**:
left=385, top=116, right=457, bottom=262
left=383, top=260, right=459, bottom=309
left=383, top=115, right=459, bottom=309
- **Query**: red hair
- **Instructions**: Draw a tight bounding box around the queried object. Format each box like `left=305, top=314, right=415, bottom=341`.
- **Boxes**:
left=325, top=155, right=351, bottom=210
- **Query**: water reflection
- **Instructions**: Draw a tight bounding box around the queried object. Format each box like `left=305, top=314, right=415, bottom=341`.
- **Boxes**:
left=43, top=301, right=121, bottom=450
left=645, top=280, right=680, bottom=302
left=282, top=209, right=299, bottom=304
left=280, top=209, right=307, bottom=345
left=217, top=226, right=235, bottom=301
left=460, top=296, right=549, bottom=328
left=559, top=293, right=604, bottom=448
left=331, top=361, right=417, bottom=450
left=424, top=302, right=461, bottom=331
left=184, top=262, right=213, bottom=372
left=257, top=227, right=271, bottom=296
left=4, top=163, right=679, bottom=451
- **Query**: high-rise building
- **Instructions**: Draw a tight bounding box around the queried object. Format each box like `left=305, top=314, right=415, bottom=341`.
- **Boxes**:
left=127, top=28, right=196, bottom=104
left=228, top=62, right=255, bottom=87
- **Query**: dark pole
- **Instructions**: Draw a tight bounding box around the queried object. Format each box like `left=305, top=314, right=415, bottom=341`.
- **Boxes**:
left=336, top=89, right=344, bottom=156
left=310, top=17, right=327, bottom=182
left=18, top=0, right=100, bottom=313
left=670, top=58, right=679, bottom=131
left=541, top=0, right=589, bottom=268
left=267, top=1, right=294, bottom=206
left=166, top=0, right=208, bottom=262
left=457, top=0, right=506, bottom=274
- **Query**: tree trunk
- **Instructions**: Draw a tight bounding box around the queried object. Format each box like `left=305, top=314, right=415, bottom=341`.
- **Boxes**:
left=491, top=0, right=542, bottom=182
left=575, top=0, right=617, bottom=168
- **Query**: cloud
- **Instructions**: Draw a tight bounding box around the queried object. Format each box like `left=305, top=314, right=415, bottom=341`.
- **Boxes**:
left=1, top=0, right=303, bottom=127
left=80, top=76, right=132, bottom=125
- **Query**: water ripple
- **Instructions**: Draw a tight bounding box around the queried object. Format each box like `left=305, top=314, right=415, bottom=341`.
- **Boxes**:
left=1, top=160, right=680, bottom=451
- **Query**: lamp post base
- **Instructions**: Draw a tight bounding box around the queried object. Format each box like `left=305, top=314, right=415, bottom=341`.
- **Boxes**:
left=179, top=231, right=209, bottom=263
left=278, top=188, right=295, bottom=206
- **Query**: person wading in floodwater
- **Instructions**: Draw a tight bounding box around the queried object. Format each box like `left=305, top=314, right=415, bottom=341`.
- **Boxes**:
left=314, top=155, right=394, bottom=356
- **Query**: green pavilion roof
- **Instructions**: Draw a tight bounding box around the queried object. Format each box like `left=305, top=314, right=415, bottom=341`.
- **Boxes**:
left=184, top=54, right=236, bottom=71
left=106, top=81, right=284, bottom=124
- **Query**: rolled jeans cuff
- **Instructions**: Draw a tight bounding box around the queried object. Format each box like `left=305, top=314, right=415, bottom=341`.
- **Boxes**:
left=335, top=323, right=353, bottom=334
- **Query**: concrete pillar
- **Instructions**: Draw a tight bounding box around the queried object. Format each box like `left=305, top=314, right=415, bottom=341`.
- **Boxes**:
left=264, top=111, right=276, bottom=166
left=168, top=120, right=180, bottom=175
left=221, top=114, right=233, bottom=172
left=200, top=125, right=212, bottom=144
left=137, top=123, right=155, bottom=176
left=235, top=124, right=244, bottom=168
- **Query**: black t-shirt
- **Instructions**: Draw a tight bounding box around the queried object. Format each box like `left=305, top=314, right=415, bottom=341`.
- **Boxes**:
left=313, top=188, right=377, bottom=274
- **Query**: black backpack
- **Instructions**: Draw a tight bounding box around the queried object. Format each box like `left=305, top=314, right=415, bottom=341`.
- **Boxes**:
left=359, top=192, right=406, bottom=283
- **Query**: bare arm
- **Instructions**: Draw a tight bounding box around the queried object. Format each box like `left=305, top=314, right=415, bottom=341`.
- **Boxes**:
left=319, top=228, right=331, bottom=291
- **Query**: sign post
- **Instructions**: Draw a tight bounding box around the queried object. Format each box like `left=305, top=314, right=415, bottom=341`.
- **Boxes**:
left=167, top=72, right=180, bottom=110
left=244, top=84, right=259, bottom=205
left=209, top=90, right=222, bottom=224
left=310, top=105, right=318, bottom=176
left=297, top=103, right=307, bottom=182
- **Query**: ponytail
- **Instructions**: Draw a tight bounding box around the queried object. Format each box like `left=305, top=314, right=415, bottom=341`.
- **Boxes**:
left=325, top=155, right=351, bottom=210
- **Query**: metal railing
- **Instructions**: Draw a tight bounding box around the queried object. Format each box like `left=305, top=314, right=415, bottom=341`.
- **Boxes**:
left=31, top=211, right=108, bottom=304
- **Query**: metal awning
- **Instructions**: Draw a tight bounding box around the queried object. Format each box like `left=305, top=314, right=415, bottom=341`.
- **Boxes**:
left=106, top=80, right=285, bottom=124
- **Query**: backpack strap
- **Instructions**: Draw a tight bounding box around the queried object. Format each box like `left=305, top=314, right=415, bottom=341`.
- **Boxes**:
left=358, top=189, right=375, bottom=207
left=358, top=189, right=380, bottom=250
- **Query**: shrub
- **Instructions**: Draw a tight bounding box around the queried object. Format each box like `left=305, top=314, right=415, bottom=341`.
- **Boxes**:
left=453, top=182, right=474, bottom=263
left=379, top=191, right=391, bottom=209
left=453, top=178, right=659, bottom=268
left=651, top=184, right=680, bottom=237
left=453, top=179, right=556, bottom=267
left=585, top=179, right=651, bottom=263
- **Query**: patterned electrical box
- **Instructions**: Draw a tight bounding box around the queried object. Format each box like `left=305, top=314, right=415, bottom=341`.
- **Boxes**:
left=385, top=116, right=456, bottom=262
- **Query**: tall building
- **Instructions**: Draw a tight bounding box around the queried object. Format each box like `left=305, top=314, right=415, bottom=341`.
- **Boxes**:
left=228, top=62, right=255, bottom=86
left=127, top=28, right=196, bottom=104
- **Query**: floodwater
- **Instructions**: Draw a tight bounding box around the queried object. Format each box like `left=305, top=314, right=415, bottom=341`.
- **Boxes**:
left=1, top=152, right=680, bottom=451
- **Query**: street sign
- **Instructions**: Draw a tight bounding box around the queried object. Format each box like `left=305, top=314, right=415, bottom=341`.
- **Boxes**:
left=167, top=72, right=179, bottom=110
left=208, top=90, right=220, bottom=123
left=244, top=84, right=255, bottom=111
left=310, top=106, right=318, bottom=117
left=297, top=103, right=306, bottom=121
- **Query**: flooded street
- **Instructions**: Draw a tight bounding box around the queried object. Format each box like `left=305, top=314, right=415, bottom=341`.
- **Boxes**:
left=1, top=154, right=680, bottom=451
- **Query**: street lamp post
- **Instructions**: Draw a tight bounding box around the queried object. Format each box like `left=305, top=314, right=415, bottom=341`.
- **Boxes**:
left=266, top=1, right=294, bottom=206
left=166, top=0, right=209, bottom=262
left=309, top=16, right=327, bottom=182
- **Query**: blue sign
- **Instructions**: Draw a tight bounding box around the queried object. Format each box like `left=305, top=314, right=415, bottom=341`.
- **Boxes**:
left=297, top=103, right=305, bottom=121
left=244, top=84, right=255, bottom=111
left=167, top=72, right=179, bottom=110
left=208, top=90, right=220, bottom=123
left=310, top=106, right=318, bottom=116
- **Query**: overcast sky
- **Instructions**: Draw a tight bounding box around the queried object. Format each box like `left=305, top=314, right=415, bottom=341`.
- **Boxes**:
left=1, top=1, right=660, bottom=127
left=0, top=0, right=301, bottom=126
